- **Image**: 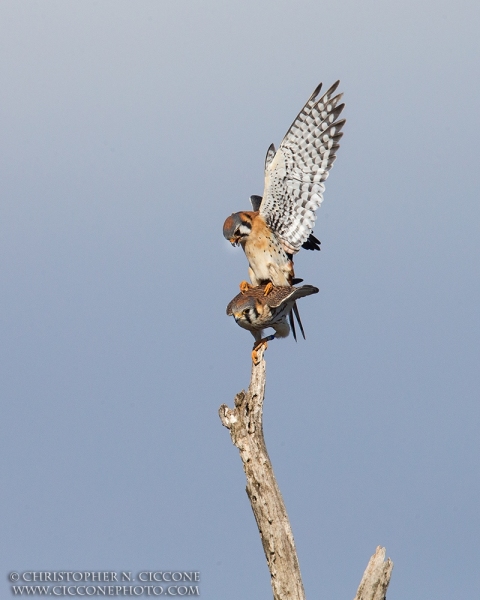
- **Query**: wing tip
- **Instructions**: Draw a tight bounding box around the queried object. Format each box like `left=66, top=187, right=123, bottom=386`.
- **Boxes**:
left=311, top=82, right=323, bottom=101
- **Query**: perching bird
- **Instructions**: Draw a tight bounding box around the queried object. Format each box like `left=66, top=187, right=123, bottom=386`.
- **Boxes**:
left=223, top=81, right=345, bottom=287
left=227, top=284, right=319, bottom=362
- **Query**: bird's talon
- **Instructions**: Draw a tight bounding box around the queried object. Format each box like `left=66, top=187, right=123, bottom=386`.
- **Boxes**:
left=240, top=281, right=253, bottom=294
left=252, top=343, right=267, bottom=364
left=251, top=338, right=271, bottom=364
left=263, top=282, right=274, bottom=296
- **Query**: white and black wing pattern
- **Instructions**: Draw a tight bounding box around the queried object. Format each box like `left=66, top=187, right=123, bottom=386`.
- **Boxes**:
left=264, top=143, right=276, bottom=171
left=259, top=81, right=345, bottom=254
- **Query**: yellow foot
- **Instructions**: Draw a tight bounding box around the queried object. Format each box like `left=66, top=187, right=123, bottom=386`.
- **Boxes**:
left=263, top=282, right=274, bottom=296
left=251, top=339, right=269, bottom=365
left=251, top=346, right=265, bottom=364
left=240, top=281, right=253, bottom=294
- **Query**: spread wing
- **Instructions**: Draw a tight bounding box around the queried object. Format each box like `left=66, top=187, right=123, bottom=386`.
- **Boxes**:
left=259, top=81, right=345, bottom=253
left=226, top=284, right=319, bottom=314
left=267, top=284, right=319, bottom=307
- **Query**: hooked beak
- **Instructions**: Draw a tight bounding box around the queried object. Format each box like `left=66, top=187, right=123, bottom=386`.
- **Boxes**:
left=230, top=237, right=239, bottom=247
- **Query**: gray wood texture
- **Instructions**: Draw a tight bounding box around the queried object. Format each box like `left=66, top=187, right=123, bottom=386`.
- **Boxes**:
left=219, top=346, right=305, bottom=599
left=354, top=546, right=393, bottom=600
left=219, top=346, right=393, bottom=599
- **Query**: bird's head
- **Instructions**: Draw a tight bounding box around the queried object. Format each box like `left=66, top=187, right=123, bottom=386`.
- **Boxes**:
left=223, top=212, right=253, bottom=246
left=227, top=294, right=265, bottom=328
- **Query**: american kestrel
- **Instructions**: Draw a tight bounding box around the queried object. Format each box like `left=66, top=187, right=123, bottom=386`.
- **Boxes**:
left=223, top=81, right=345, bottom=287
left=227, top=284, right=319, bottom=362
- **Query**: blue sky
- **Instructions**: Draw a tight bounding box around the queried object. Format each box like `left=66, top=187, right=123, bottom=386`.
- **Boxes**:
left=1, top=1, right=479, bottom=598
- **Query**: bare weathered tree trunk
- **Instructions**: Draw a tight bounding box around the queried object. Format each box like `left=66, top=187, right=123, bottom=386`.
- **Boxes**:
left=219, top=345, right=304, bottom=599
left=219, top=346, right=393, bottom=600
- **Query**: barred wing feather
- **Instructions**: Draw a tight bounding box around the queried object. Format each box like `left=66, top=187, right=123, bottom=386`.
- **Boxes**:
left=260, top=81, right=345, bottom=254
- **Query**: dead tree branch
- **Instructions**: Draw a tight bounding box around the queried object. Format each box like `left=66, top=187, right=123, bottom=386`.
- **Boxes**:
left=354, top=546, right=393, bottom=600
left=219, top=346, right=305, bottom=599
left=219, top=347, right=393, bottom=599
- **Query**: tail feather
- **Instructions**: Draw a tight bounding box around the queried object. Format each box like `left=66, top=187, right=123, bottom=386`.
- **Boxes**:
left=292, top=301, right=306, bottom=340
left=288, top=309, right=298, bottom=342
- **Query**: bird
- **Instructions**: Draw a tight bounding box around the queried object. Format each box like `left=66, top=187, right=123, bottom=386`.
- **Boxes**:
left=223, top=80, right=345, bottom=288
left=226, top=284, right=319, bottom=363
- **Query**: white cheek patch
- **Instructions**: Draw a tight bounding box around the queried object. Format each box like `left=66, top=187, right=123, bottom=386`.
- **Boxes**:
left=239, top=225, right=251, bottom=236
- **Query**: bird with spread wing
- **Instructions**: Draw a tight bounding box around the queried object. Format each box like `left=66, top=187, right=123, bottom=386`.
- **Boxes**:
left=223, top=80, right=345, bottom=346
